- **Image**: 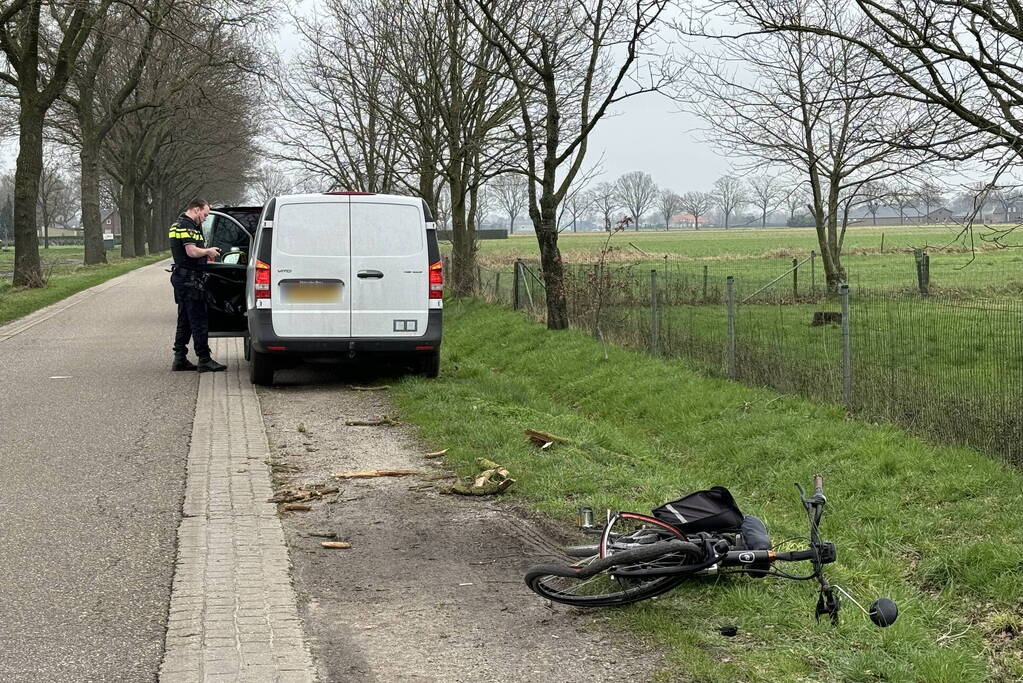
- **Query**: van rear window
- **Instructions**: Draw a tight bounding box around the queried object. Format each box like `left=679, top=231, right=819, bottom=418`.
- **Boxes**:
left=351, top=203, right=423, bottom=257
left=277, top=203, right=351, bottom=257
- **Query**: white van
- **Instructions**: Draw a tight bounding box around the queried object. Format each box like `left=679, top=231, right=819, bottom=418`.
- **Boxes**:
left=201, top=192, right=443, bottom=386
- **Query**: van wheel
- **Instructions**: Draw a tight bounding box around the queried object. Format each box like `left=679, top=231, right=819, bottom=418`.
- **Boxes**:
left=243, top=335, right=251, bottom=361
left=249, top=351, right=275, bottom=386
left=418, top=350, right=440, bottom=378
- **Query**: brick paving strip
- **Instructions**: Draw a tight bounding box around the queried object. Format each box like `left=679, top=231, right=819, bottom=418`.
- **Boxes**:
left=160, top=338, right=318, bottom=682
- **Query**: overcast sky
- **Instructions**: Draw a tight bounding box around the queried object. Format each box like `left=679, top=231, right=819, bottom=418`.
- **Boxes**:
left=0, top=4, right=730, bottom=192
left=272, top=2, right=731, bottom=193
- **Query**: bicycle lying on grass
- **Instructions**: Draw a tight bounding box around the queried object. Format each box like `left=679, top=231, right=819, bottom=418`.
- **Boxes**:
left=525, top=475, right=898, bottom=627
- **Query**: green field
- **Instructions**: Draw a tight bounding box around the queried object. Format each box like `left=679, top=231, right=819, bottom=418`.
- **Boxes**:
left=0, top=246, right=168, bottom=325
left=469, top=223, right=1023, bottom=463
left=469, top=224, right=1023, bottom=295
left=394, top=301, right=1023, bottom=682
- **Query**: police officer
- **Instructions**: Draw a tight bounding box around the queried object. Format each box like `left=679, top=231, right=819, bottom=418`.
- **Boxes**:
left=169, top=199, right=227, bottom=372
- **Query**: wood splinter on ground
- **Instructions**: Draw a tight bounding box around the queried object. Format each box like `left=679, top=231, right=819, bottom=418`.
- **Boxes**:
left=345, top=416, right=400, bottom=426
left=351, top=385, right=391, bottom=392
left=320, top=541, right=353, bottom=549
left=283, top=504, right=313, bottom=512
left=269, top=487, right=340, bottom=504
left=449, top=458, right=515, bottom=496
left=525, top=429, right=574, bottom=450
left=332, top=469, right=424, bottom=480
left=424, top=449, right=449, bottom=458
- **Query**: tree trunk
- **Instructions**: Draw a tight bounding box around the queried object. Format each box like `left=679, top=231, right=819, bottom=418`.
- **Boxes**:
left=80, top=140, right=106, bottom=265
left=449, top=176, right=476, bottom=296
left=119, top=181, right=136, bottom=258
left=13, top=106, right=45, bottom=287
left=133, top=183, right=148, bottom=256
left=534, top=211, right=568, bottom=329
left=149, top=186, right=166, bottom=253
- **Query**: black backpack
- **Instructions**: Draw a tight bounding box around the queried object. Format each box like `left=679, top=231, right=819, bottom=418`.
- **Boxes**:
left=652, top=486, right=745, bottom=533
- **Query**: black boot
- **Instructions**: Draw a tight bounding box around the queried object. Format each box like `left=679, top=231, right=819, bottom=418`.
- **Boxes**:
left=197, top=356, right=227, bottom=373
left=172, top=354, right=198, bottom=371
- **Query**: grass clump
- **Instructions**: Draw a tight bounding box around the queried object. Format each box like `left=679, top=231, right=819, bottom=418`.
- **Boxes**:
left=392, top=299, right=1023, bottom=682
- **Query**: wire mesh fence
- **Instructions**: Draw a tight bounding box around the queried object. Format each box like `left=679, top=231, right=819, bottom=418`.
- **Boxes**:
left=473, top=258, right=1023, bottom=464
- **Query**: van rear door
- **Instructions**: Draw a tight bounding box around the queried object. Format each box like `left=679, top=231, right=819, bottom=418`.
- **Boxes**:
left=270, top=198, right=352, bottom=338
left=349, top=196, right=429, bottom=338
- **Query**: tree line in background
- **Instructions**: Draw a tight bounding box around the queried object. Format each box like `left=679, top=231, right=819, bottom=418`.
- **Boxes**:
left=463, top=171, right=1023, bottom=235
left=0, top=0, right=271, bottom=286
left=4, top=0, right=1022, bottom=326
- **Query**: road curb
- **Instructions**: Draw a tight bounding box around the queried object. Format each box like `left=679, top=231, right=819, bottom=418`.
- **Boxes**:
left=159, top=337, right=318, bottom=682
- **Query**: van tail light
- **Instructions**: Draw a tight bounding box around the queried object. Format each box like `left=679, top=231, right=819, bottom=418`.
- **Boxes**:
left=429, top=260, right=443, bottom=299
left=255, top=259, right=271, bottom=299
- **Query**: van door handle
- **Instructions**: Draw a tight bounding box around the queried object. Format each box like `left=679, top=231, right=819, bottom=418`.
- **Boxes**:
left=357, top=270, right=384, bottom=279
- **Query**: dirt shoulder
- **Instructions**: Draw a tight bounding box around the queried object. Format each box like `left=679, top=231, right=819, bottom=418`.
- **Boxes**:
left=257, top=365, right=664, bottom=682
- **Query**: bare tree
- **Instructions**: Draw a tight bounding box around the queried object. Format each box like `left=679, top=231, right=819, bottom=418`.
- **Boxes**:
left=679, top=190, right=713, bottom=229
left=860, top=181, right=887, bottom=225
left=491, top=173, right=528, bottom=233
left=250, top=162, right=295, bottom=204
left=1, top=0, right=114, bottom=285
left=656, top=188, right=682, bottom=230
left=459, top=0, right=677, bottom=328
left=274, top=2, right=406, bottom=195
left=731, top=1, right=1023, bottom=163
left=560, top=180, right=595, bottom=233
left=711, top=175, right=746, bottom=229
left=888, top=184, right=916, bottom=226
left=748, top=175, right=785, bottom=228
left=589, top=181, right=621, bottom=232
left=37, top=157, right=79, bottom=249
left=990, top=186, right=1022, bottom=225
left=54, top=0, right=175, bottom=266
left=915, top=181, right=945, bottom=222
left=614, top=171, right=658, bottom=231
left=681, top=0, right=952, bottom=288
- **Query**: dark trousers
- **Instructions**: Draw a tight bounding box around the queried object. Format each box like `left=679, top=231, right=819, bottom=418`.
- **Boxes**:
left=173, top=290, right=211, bottom=358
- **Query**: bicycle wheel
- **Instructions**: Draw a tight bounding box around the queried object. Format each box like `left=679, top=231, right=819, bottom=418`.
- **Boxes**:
left=525, top=514, right=701, bottom=608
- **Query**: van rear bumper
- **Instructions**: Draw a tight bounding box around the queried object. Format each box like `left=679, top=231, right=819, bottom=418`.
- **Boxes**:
left=247, top=309, right=442, bottom=356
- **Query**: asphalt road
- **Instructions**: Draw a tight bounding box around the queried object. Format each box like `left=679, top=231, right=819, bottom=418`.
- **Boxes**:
left=0, top=261, right=198, bottom=682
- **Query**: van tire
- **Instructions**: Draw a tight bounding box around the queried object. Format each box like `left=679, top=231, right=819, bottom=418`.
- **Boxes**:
left=249, top=351, right=275, bottom=386
left=243, top=335, right=251, bottom=361
left=418, top=350, right=440, bottom=378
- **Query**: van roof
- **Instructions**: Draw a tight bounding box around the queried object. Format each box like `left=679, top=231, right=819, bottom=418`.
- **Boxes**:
left=271, top=193, right=434, bottom=222
left=275, top=192, right=423, bottom=207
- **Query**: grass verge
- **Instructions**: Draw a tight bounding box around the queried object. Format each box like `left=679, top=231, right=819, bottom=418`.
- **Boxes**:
left=392, top=299, right=1023, bottom=682
left=0, top=249, right=168, bottom=325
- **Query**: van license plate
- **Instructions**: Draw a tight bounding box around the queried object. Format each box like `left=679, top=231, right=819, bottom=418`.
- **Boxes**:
left=284, top=282, right=341, bottom=303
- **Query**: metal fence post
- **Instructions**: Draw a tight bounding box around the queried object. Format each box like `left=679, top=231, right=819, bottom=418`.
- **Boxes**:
left=914, top=249, right=930, bottom=296
left=702, top=265, right=709, bottom=301
left=513, top=260, right=522, bottom=310
left=792, top=257, right=799, bottom=299
left=810, top=251, right=816, bottom=293
left=727, top=276, right=736, bottom=380
left=840, top=284, right=852, bottom=410
left=494, top=271, right=501, bottom=302
left=650, top=270, right=660, bottom=356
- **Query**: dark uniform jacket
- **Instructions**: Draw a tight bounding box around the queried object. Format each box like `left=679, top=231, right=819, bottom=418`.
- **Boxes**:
left=169, top=213, right=208, bottom=299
